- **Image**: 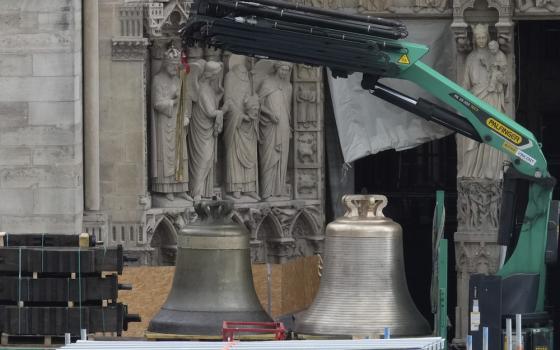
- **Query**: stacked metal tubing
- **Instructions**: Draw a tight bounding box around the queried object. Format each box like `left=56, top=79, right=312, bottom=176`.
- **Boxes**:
left=62, top=338, right=446, bottom=349
left=181, top=0, right=408, bottom=77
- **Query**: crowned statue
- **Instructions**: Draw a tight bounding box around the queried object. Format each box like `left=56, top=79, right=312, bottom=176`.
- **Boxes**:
left=150, top=44, right=192, bottom=204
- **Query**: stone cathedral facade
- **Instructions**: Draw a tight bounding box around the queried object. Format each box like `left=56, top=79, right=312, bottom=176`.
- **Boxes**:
left=91, top=0, right=326, bottom=267
left=0, top=0, right=558, bottom=346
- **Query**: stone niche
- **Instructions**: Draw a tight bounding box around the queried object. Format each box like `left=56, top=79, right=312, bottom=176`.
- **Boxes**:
left=87, top=0, right=325, bottom=265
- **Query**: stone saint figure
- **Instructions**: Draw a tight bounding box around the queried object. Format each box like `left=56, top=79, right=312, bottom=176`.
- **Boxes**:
left=296, top=86, right=317, bottom=125
left=457, top=24, right=509, bottom=180
left=151, top=47, right=192, bottom=202
left=188, top=60, right=225, bottom=201
left=258, top=61, right=293, bottom=200
left=223, top=56, right=260, bottom=201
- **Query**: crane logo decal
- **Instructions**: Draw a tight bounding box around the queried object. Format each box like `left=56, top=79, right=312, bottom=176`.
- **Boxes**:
left=486, top=118, right=522, bottom=145
left=449, top=92, right=531, bottom=149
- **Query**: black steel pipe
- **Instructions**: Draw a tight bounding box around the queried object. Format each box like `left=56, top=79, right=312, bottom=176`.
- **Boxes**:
left=201, top=19, right=401, bottom=75
left=246, top=17, right=404, bottom=50
left=219, top=0, right=405, bottom=28
left=212, top=0, right=406, bottom=39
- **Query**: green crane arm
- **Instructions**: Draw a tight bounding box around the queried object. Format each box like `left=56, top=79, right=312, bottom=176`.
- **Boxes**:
left=391, top=47, right=554, bottom=310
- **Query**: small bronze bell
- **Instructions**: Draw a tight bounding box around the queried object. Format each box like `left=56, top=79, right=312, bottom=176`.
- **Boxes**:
left=295, top=194, right=431, bottom=337
left=148, top=200, right=271, bottom=335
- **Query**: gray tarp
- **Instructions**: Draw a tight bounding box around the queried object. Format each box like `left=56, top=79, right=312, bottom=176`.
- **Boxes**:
left=327, top=19, right=456, bottom=163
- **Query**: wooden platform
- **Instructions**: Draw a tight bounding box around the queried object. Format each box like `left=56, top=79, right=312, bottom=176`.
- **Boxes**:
left=145, top=331, right=278, bottom=341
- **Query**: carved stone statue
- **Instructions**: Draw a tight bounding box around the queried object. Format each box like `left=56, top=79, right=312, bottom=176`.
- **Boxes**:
left=223, top=55, right=260, bottom=201
left=187, top=60, right=225, bottom=201
left=487, top=40, right=508, bottom=107
left=296, top=86, right=317, bottom=126
left=150, top=46, right=192, bottom=203
left=457, top=23, right=509, bottom=180
left=256, top=61, right=293, bottom=201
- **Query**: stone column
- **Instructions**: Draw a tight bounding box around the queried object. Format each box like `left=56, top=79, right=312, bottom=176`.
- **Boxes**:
left=451, top=0, right=515, bottom=344
left=84, top=0, right=100, bottom=211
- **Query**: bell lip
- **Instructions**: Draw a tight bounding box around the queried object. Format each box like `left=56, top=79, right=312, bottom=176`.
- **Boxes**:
left=294, top=328, right=432, bottom=338
left=148, top=309, right=272, bottom=335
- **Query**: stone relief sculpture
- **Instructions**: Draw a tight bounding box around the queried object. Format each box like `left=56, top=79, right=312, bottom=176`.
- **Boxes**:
left=357, top=0, right=393, bottom=12
left=297, top=133, right=317, bottom=163
left=187, top=60, right=225, bottom=200
left=223, top=55, right=260, bottom=201
left=255, top=61, right=293, bottom=201
left=296, top=86, right=317, bottom=127
left=297, top=64, right=319, bottom=80
left=457, top=180, right=501, bottom=230
left=457, top=23, right=509, bottom=180
left=414, top=0, right=447, bottom=12
left=327, top=0, right=344, bottom=9
left=304, top=0, right=326, bottom=7
left=517, top=0, right=556, bottom=11
left=150, top=45, right=193, bottom=204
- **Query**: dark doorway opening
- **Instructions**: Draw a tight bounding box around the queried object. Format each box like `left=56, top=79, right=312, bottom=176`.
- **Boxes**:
left=353, top=134, right=458, bottom=333
left=516, top=20, right=560, bottom=348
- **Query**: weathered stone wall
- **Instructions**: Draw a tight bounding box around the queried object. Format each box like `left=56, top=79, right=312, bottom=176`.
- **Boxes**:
left=0, top=0, right=83, bottom=233
left=93, top=0, right=149, bottom=248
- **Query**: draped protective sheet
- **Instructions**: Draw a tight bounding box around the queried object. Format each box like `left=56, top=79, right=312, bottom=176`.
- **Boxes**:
left=327, top=19, right=456, bottom=163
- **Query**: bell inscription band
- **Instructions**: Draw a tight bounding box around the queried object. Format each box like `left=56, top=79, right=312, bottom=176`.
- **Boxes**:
left=295, top=194, right=431, bottom=337
left=148, top=200, right=271, bottom=335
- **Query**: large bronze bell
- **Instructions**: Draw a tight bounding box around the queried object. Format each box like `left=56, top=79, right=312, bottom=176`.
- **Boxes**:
left=148, top=200, right=271, bottom=335
left=295, top=194, right=430, bottom=337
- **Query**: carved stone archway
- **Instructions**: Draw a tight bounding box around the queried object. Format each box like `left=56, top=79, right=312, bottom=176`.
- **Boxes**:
left=255, top=213, right=292, bottom=263
left=149, top=216, right=178, bottom=266
left=290, top=209, right=324, bottom=257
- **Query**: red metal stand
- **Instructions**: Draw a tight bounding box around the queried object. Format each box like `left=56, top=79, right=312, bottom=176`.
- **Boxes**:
left=222, top=321, right=287, bottom=341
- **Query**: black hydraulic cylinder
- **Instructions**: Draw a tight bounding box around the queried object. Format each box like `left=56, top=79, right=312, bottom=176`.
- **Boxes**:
left=368, top=81, right=482, bottom=142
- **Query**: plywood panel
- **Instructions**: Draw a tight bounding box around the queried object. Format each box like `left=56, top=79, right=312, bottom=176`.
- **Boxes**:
left=118, top=256, right=320, bottom=337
